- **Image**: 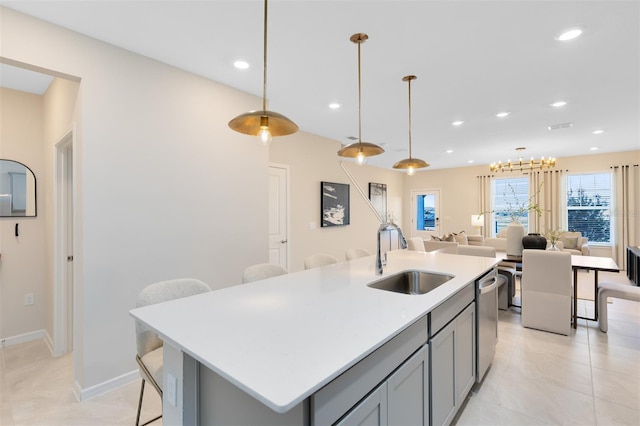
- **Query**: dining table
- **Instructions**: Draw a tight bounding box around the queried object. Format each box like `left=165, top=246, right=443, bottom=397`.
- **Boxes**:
left=496, top=251, right=620, bottom=329
left=570, top=255, right=620, bottom=328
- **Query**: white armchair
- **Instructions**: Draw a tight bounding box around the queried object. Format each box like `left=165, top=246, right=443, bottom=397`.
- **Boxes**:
left=559, top=231, right=590, bottom=256
left=521, top=249, right=572, bottom=335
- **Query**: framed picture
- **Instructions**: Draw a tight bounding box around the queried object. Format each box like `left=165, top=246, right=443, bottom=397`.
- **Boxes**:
left=369, top=182, right=387, bottom=221
left=321, top=181, right=350, bottom=227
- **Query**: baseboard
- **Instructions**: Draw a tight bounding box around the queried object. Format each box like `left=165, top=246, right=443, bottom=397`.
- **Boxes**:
left=74, top=369, right=140, bottom=401
left=0, top=329, right=46, bottom=348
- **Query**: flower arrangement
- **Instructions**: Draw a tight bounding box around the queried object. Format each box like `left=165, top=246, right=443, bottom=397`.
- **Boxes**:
left=544, top=229, right=565, bottom=249
left=503, top=182, right=544, bottom=223
left=478, top=182, right=545, bottom=223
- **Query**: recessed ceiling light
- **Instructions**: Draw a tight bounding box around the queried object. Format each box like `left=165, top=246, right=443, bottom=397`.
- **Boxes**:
left=590, top=147, right=599, bottom=151
left=495, top=111, right=510, bottom=118
left=446, top=149, right=454, bottom=154
left=550, top=101, right=567, bottom=108
left=329, top=103, right=341, bottom=109
left=556, top=28, right=583, bottom=41
left=592, top=129, right=604, bottom=134
left=467, top=160, right=474, bottom=164
left=452, top=120, right=464, bottom=126
left=233, top=60, right=249, bottom=69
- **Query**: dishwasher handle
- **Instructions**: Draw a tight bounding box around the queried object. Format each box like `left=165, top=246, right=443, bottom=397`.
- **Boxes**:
left=479, top=276, right=498, bottom=294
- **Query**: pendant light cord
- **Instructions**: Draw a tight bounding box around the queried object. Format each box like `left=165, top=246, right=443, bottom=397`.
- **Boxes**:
left=262, top=0, right=268, bottom=112
left=357, top=38, right=362, bottom=145
left=407, top=78, right=413, bottom=159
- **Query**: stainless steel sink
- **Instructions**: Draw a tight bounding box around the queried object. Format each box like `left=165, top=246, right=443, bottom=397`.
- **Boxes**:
left=367, top=270, right=454, bottom=295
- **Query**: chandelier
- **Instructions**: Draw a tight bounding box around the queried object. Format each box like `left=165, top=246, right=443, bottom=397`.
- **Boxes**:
left=490, top=148, right=556, bottom=172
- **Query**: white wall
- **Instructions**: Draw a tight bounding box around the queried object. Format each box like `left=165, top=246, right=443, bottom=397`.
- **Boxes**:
left=0, top=87, right=47, bottom=340
left=1, top=7, right=269, bottom=392
left=269, top=133, right=404, bottom=271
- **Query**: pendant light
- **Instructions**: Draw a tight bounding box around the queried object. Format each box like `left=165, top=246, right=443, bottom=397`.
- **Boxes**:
left=393, top=75, right=429, bottom=175
left=337, top=33, right=385, bottom=164
left=228, top=0, right=298, bottom=145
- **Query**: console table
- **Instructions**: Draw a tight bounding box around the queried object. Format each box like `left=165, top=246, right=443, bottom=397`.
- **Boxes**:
left=627, top=246, right=640, bottom=286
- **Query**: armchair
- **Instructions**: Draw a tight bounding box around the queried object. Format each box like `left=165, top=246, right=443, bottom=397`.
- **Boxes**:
left=559, top=231, right=589, bottom=256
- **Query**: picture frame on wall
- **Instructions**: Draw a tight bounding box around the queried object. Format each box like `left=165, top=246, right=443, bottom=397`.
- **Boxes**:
left=369, top=182, right=387, bottom=221
left=321, top=181, right=350, bottom=227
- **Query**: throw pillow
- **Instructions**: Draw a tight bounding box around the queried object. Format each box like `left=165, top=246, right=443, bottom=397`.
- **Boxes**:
left=444, top=233, right=456, bottom=242
left=452, top=231, right=468, bottom=245
left=561, top=236, right=579, bottom=249
left=431, top=235, right=444, bottom=241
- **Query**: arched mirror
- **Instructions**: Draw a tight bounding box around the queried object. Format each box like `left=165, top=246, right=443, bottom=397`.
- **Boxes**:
left=0, top=159, right=37, bottom=217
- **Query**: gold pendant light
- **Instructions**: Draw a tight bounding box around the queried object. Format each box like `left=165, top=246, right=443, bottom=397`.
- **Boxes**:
left=228, top=0, right=298, bottom=145
left=393, top=75, right=429, bottom=175
left=337, top=33, right=385, bottom=164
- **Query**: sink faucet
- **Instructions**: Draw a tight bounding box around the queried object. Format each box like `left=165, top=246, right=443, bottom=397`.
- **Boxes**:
left=376, top=222, right=408, bottom=275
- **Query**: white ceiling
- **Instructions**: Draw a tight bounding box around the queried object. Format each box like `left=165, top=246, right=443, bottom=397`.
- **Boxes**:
left=2, top=0, right=639, bottom=170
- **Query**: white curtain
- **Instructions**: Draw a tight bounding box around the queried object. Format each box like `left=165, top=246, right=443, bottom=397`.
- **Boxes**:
left=529, top=170, right=566, bottom=234
left=612, top=164, right=639, bottom=268
left=477, top=175, right=493, bottom=237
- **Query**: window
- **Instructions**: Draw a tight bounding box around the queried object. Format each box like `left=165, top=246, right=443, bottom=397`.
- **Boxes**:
left=492, top=177, right=529, bottom=235
left=566, top=173, right=612, bottom=244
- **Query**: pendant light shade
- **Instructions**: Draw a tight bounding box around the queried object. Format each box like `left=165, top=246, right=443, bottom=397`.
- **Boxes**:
left=337, top=33, right=385, bottom=163
left=228, top=0, right=298, bottom=144
left=393, top=75, right=429, bottom=175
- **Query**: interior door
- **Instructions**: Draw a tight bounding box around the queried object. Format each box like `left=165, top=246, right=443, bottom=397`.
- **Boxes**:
left=410, top=189, right=441, bottom=238
left=268, top=165, right=289, bottom=270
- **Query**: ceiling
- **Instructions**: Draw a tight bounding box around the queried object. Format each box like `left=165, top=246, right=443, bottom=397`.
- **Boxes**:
left=2, top=0, right=639, bottom=170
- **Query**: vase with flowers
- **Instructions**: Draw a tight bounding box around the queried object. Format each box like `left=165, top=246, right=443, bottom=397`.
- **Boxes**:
left=544, top=229, right=565, bottom=251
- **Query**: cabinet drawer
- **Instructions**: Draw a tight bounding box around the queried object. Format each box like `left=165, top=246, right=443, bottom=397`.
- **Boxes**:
left=311, top=316, right=428, bottom=426
left=430, top=282, right=474, bottom=336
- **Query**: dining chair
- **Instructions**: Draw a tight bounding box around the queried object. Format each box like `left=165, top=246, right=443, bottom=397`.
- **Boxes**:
left=521, top=249, right=572, bottom=335
left=345, top=248, right=371, bottom=260
left=304, top=254, right=339, bottom=270
left=134, top=278, right=212, bottom=426
left=456, top=245, right=513, bottom=310
left=407, top=237, right=425, bottom=251
left=242, top=263, right=288, bottom=283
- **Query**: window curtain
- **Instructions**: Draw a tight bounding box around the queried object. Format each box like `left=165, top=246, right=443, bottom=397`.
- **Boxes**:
left=477, top=175, right=493, bottom=237
left=528, top=170, right=566, bottom=234
left=611, top=164, right=639, bottom=269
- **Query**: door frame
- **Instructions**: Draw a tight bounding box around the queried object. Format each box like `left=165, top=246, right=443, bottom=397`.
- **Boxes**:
left=53, top=126, right=77, bottom=356
left=268, top=163, right=290, bottom=271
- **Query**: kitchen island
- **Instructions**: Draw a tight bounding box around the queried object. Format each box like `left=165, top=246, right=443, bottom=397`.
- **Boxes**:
left=130, top=250, right=498, bottom=425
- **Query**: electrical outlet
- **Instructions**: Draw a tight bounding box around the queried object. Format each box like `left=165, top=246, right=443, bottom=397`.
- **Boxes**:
left=24, top=293, right=35, bottom=306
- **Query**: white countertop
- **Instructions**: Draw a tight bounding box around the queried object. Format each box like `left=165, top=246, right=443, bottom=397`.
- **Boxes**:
left=129, top=250, right=497, bottom=413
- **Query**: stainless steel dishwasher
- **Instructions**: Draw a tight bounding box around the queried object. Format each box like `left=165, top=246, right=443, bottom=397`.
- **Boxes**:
left=476, top=269, right=498, bottom=382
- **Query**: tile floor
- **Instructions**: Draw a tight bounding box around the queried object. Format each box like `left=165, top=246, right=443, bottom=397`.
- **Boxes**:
left=1, top=271, right=638, bottom=425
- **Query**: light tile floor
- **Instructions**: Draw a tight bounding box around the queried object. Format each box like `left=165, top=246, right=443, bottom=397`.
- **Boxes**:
left=1, top=271, right=638, bottom=425
left=456, top=271, right=640, bottom=425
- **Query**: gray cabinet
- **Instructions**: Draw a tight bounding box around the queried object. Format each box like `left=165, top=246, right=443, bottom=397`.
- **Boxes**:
left=429, top=302, right=476, bottom=426
left=455, top=302, right=476, bottom=403
left=336, top=383, right=388, bottom=426
left=337, top=345, right=429, bottom=426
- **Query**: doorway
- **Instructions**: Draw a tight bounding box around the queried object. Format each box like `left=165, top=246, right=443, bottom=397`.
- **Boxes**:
left=53, top=129, right=75, bottom=356
left=268, top=164, right=289, bottom=270
left=410, top=189, right=441, bottom=238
